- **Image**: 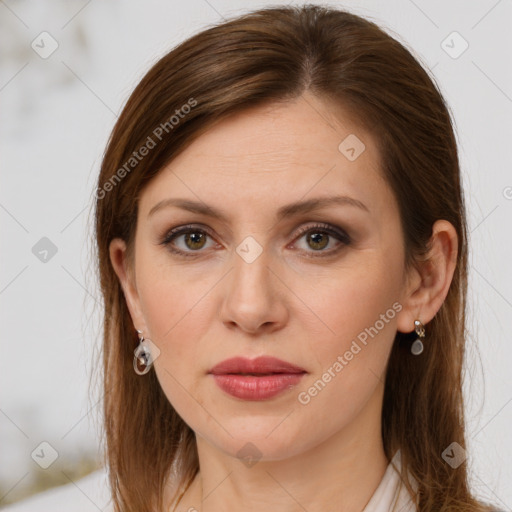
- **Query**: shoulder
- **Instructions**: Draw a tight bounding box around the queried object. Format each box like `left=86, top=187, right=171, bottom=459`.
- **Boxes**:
left=1, top=467, right=113, bottom=512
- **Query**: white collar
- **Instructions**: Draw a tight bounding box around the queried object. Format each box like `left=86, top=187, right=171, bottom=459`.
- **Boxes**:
left=362, top=449, right=419, bottom=512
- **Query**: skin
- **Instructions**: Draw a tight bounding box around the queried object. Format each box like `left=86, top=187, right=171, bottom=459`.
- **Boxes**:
left=109, top=91, right=458, bottom=512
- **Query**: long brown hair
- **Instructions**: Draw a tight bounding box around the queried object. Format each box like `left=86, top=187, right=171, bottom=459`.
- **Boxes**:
left=90, top=4, right=495, bottom=511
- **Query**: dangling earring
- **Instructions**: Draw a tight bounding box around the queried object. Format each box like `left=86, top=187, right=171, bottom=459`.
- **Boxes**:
left=411, top=319, right=426, bottom=355
left=133, top=329, right=154, bottom=375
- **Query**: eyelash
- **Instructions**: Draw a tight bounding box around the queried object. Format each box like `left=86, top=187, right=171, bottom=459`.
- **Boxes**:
left=159, top=222, right=351, bottom=259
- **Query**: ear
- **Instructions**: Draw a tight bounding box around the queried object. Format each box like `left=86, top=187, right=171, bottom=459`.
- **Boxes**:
left=396, top=220, right=458, bottom=334
left=109, top=238, right=148, bottom=334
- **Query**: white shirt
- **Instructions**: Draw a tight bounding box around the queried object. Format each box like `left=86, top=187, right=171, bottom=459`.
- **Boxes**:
left=2, top=449, right=417, bottom=512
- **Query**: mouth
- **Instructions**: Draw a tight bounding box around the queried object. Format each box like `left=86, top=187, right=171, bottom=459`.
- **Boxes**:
left=208, top=356, right=307, bottom=401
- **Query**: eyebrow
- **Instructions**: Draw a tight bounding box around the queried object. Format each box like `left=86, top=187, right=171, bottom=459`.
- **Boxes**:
left=147, top=195, right=369, bottom=221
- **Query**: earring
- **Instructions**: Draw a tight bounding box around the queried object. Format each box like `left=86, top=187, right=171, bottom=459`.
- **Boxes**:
left=133, top=329, right=154, bottom=375
left=411, top=319, right=426, bottom=355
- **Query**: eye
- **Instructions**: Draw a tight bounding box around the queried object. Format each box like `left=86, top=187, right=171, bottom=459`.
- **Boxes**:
left=159, top=225, right=217, bottom=257
left=291, top=223, right=350, bottom=257
left=159, top=222, right=351, bottom=258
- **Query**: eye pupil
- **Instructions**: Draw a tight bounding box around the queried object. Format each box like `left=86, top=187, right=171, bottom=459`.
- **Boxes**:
left=307, top=232, right=329, bottom=250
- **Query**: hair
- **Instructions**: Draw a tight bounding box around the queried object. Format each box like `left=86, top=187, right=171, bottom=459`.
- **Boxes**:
left=89, top=4, right=496, bottom=512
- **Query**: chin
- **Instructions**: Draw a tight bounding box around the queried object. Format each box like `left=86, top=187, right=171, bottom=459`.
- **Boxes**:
left=196, top=418, right=311, bottom=462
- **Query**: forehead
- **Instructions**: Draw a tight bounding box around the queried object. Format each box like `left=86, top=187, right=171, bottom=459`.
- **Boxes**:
left=139, top=94, right=395, bottom=222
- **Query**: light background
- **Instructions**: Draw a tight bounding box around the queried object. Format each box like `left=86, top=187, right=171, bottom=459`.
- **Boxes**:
left=0, top=0, right=510, bottom=508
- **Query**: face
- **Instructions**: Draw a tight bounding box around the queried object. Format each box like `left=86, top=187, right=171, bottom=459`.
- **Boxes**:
left=111, top=92, right=416, bottom=461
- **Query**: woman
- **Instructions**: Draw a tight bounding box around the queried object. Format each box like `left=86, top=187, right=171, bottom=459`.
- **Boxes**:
left=99, top=4, right=505, bottom=511
left=109, top=90, right=425, bottom=511
left=4, top=4, right=504, bottom=512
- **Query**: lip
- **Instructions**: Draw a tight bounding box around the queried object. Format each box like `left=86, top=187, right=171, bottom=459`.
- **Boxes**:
left=208, top=356, right=307, bottom=401
left=209, top=356, right=306, bottom=375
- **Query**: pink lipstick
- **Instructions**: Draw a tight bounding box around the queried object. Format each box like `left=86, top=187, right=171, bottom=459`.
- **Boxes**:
left=209, top=356, right=306, bottom=401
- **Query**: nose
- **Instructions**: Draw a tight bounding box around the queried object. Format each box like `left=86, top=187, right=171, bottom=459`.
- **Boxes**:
left=219, top=246, right=289, bottom=336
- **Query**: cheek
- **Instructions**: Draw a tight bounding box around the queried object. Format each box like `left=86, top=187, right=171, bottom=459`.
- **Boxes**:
left=290, top=269, right=401, bottom=444
left=139, top=279, right=206, bottom=365
left=135, top=246, right=204, bottom=338
left=134, top=255, right=214, bottom=404
left=296, top=256, right=403, bottom=393
left=139, top=275, right=209, bottom=419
